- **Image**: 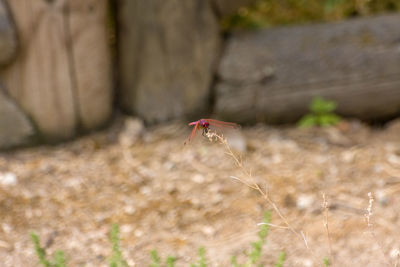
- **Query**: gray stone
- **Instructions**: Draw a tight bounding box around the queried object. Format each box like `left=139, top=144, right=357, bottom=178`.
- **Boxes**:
left=118, top=0, right=220, bottom=124
left=215, top=14, right=400, bottom=124
left=0, top=88, right=34, bottom=149
left=0, top=0, right=17, bottom=65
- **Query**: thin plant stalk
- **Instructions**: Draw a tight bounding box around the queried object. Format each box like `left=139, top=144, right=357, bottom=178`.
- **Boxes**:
left=365, top=192, right=391, bottom=267
left=206, top=131, right=318, bottom=261
left=322, top=192, right=333, bottom=266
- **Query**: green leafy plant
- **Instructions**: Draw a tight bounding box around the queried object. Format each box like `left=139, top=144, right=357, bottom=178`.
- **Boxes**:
left=323, top=257, right=331, bottom=266
left=274, top=252, right=286, bottom=267
left=298, top=96, right=341, bottom=127
left=221, top=0, right=400, bottom=30
left=31, top=216, right=289, bottom=267
left=190, top=247, right=207, bottom=267
left=150, top=250, right=177, bottom=267
left=109, top=224, right=129, bottom=267
left=31, top=232, right=67, bottom=267
left=231, top=211, right=286, bottom=267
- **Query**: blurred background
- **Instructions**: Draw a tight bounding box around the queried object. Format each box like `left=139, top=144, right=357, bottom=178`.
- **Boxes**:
left=0, top=0, right=399, bottom=266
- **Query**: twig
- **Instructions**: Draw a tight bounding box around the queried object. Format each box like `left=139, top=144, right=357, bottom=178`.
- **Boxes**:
left=257, top=222, right=289, bottom=229
left=365, top=192, right=391, bottom=267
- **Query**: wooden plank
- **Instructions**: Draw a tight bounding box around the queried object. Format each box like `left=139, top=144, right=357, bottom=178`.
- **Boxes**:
left=216, top=15, right=400, bottom=123
left=68, top=0, right=112, bottom=130
left=1, top=0, right=76, bottom=140
left=0, top=0, right=112, bottom=142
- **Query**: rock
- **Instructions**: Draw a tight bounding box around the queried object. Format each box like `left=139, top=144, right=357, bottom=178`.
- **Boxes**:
left=117, top=0, right=220, bottom=123
left=323, top=127, right=352, bottom=146
left=0, top=89, right=34, bottom=149
left=390, top=248, right=400, bottom=260
left=0, top=172, right=17, bottom=186
left=340, top=150, right=355, bottom=163
left=0, top=0, right=17, bottom=65
left=118, top=117, right=145, bottom=147
left=296, top=194, right=315, bottom=210
left=201, top=225, right=215, bottom=236
left=191, top=174, right=205, bottom=184
left=375, top=189, right=389, bottom=206
left=215, top=14, right=400, bottom=124
left=212, top=0, right=257, bottom=16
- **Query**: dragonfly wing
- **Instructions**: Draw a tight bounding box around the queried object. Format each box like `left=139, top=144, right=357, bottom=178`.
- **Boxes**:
left=185, top=122, right=199, bottom=144
left=205, top=119, right=241, bottom=129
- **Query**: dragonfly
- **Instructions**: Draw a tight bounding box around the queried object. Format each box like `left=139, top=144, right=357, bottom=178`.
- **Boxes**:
left=185, top=118, right=240, bottom=144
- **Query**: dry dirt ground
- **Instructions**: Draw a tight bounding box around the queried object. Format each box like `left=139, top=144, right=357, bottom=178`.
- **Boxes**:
left=0, top=116, right=400, bottom=267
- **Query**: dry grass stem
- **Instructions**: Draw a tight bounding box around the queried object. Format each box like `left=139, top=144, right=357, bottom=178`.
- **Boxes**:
left=365, top=192, right=392, bottom=266
left=256, top=222, right=289, bottom=229
left=322, top=192, right=334, bottom=265
left=206, top=131, right=317, bottom=258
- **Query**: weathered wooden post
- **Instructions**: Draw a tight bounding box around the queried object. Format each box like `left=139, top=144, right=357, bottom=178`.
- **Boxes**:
left=0, top=0, right=112, bottom=147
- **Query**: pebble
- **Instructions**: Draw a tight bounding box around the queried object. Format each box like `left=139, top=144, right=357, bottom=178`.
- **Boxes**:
left=390, top=248, right=400, bottom=259
left=324, top=127, right=352, bottom=146
left=120, top=224, right=133, bottom=233
left=296, top=194, right=315, bottom=210
left=201, top=226, right=215, bottom=236
left=375, top=189, right=389, bottom=205
left=341, top=150, right=355, bottom=163
left=387, top=153, right=400, bottom=165
left=118, top=117, right=144, bottom=147
left=301, top=258, right=313, bottom=267
left=134, top=229, right=144, bottom=237
left=123, top=205, right=136, bottom=215
left=0, top=172, right=17, bottom=186
left=1, top=223, right=12, bottom=234
left=191, top=174, right=205, bottom=184
left=139, top=186, right=152, bottom=195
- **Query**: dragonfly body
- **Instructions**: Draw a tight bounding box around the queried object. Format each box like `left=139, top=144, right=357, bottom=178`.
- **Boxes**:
left=189, top=119, right=210, bottom=133
left=185, top=118, right=240, bottom=144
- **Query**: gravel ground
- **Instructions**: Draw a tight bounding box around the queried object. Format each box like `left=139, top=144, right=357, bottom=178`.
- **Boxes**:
left=0, top=116, right=399, bottom=267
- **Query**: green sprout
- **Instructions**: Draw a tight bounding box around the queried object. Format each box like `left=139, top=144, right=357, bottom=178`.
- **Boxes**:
left=298, top=96, right=341, bottom=127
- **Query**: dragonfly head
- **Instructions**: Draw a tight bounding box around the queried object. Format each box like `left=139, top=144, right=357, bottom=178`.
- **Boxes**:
left=199, top=120, right=209, bottom=128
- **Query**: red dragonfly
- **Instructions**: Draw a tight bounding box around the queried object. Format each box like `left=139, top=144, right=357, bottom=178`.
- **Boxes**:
left=185, top=118, right=240, bottom=144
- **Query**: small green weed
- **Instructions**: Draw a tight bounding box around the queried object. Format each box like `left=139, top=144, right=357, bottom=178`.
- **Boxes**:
left=323, top=257, right=331, bottom=266
left=109, top=224, right=129, bottom=267
left=149, top=250, right=176, bottom=267
left=148, top=211, right=286, bottom=267
left=31, top=215, right=288, bottom=266
left=231, top=211, right=286, bottom=267
left=298, top=96, right=341, bottom=127
left=31, top=232, right=67, bottom=267
left=274, top=252, right=286, bottom=267
left=190, top=247, right=207, bottom=267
